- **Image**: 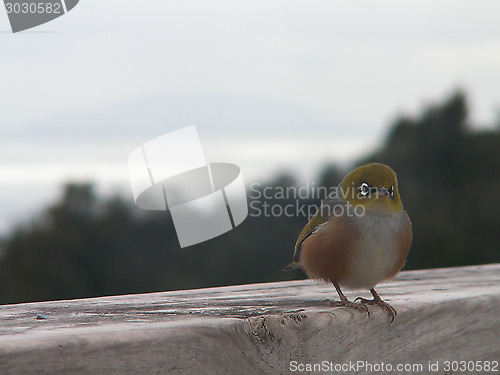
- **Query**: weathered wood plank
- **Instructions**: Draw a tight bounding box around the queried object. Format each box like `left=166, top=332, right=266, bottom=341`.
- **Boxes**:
left=0, top=264, right=499, bottom=374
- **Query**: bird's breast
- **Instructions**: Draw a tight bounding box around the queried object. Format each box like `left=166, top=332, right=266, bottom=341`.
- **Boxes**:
left=344, top=210, right=411, bottom=289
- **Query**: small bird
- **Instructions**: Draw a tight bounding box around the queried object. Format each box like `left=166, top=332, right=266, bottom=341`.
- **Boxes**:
left=284, top=163, right=412, bottom=321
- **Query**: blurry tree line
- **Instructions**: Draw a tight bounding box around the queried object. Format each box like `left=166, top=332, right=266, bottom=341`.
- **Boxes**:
left=0, top=91, right=499, bottom=304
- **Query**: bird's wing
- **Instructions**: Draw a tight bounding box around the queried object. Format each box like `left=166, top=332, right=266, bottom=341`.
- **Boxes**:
left=283, top=187, right=346, bottom=271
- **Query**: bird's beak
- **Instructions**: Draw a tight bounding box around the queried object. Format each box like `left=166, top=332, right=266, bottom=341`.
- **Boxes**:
left=377, top=187, right=391, bottom=198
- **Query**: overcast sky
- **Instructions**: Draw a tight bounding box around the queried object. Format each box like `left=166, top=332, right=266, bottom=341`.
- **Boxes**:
left=1, top=0, right=500, bottom=232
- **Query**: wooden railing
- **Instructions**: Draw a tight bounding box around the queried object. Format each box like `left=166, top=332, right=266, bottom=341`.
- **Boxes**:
left=1, top=264, right=499, bottom=374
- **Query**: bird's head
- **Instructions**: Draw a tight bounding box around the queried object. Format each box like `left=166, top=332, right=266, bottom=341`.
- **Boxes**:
left=339, top=163, right=404, bottom=213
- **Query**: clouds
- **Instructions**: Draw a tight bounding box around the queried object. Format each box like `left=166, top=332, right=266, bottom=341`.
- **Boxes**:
left=2, top=0, right=500, bottom=179
left=2, top=0, right=500, bottom=134
left=1, top=0, right=500, bottom=232
left=2, top=0, right=500, bottom=169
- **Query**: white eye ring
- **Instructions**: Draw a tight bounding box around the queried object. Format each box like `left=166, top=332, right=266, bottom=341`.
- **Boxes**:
left=360, top=182, right=369, bottom=196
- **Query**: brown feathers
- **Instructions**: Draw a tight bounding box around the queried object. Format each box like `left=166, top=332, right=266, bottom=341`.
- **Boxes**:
left=300, top=217, right=358, bottom=284
left=387, top=214, right=413, bottom=279
left=299, top=211, right=412, bottom=289
left=285, top=163, right=412, bottom=291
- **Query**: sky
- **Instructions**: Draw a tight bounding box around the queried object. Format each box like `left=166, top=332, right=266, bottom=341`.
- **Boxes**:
left=1, top=0, right=500, bottom=233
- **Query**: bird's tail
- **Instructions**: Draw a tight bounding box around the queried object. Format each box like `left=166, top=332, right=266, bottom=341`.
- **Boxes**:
left=283, top=261, right=300, bottom=272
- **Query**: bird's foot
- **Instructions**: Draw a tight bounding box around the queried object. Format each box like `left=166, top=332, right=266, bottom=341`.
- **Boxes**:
left=324, top=298, right=370, bottom=317
left=354, top=296, right=396, bottom=322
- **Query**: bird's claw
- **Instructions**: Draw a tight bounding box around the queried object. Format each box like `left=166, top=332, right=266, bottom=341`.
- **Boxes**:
left=354, top=297, right=397, bottom=322
left=325, top=299, right=370, bottom=317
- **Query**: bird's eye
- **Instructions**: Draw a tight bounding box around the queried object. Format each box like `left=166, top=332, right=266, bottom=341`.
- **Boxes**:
left=389, top=186, right=394, bottom=197
left=360, top=182, right=369, bottom=196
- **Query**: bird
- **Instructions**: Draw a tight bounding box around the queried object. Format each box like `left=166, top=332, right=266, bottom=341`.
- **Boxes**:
left=284, top=163, right=412, bottom=321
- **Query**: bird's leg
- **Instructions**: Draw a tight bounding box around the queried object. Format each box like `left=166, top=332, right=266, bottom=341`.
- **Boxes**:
left=355, top=288, right=397, bottom=322
left=326, top=281, right=370, bottom=317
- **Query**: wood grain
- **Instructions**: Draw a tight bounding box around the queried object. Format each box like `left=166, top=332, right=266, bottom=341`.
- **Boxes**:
left=0, top=264, right=499, bottom=374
